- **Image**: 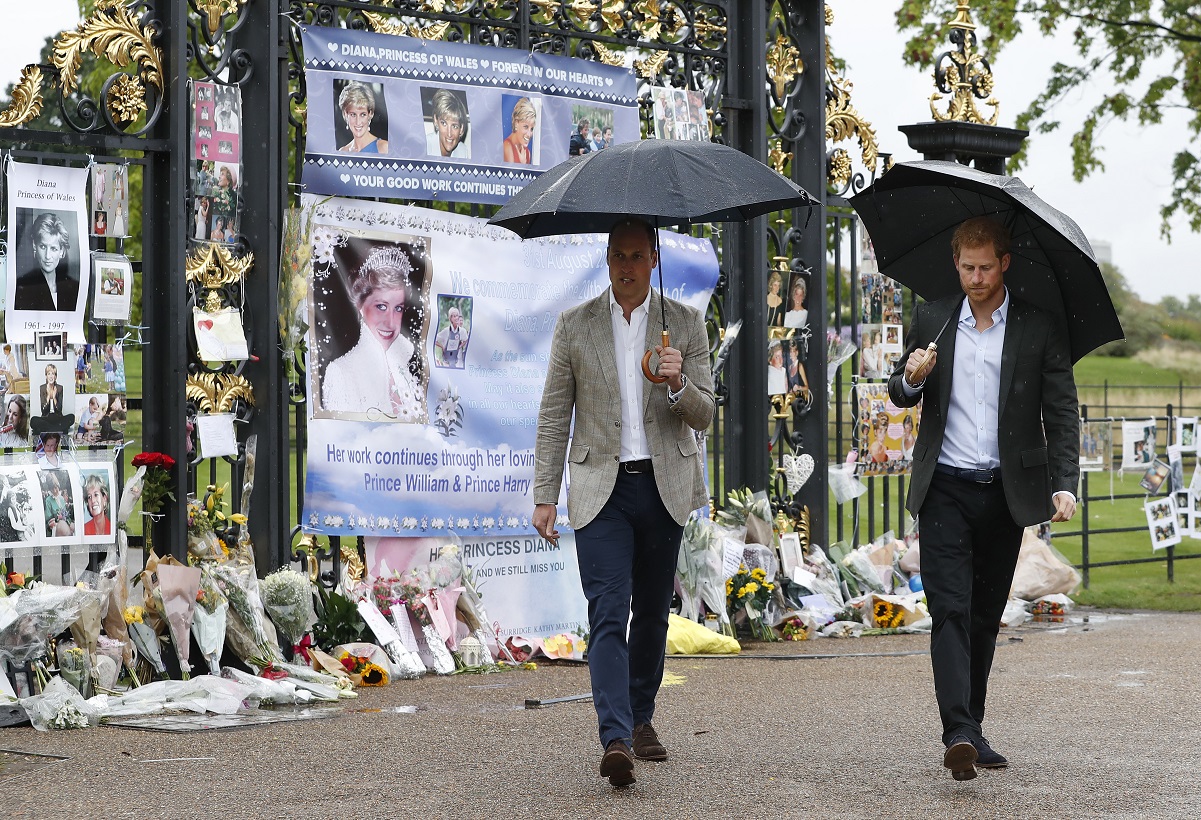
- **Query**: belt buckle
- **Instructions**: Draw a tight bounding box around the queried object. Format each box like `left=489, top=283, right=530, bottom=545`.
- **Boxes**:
left=975, top=469, right=994, bottom=484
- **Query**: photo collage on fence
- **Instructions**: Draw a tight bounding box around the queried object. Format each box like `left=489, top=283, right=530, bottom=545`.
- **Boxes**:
left=859, top=272, right=903, bottom=379
left=0, top=342, right=126, bottom=452
left=852, top=382, right=921, bottom=477
left=1135, top=416, right=1201, bottom=549
left=190, top=81, right=243, bottom=244
left=0, top=460, right=115, bottom=547
left=650, top=86, right=710, bottom=142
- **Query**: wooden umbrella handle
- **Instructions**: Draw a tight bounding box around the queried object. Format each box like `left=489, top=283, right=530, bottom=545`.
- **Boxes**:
left=641, top=330, right=671, bottom=384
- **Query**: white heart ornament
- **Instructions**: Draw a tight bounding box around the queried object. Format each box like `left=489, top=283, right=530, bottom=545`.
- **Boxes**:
left=339, top=173, right=351, bottom=183
left=782, top=453, right=815, bottom=495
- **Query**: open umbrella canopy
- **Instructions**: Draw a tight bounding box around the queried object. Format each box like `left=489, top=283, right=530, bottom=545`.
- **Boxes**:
left=488, top=138, right=812, bottom=238
left=850, top=160, right=1123, bottom=362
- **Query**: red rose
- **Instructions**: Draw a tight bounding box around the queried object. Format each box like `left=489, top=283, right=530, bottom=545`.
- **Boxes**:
left=260, top=664, right=288, bottom=681
left=131, top=453, right=154, bottom=468
left=160, top=454, right=177, bottom=469
left=132, top=452, right=178, bottom=470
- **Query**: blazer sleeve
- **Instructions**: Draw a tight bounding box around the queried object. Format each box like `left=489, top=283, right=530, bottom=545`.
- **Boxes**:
left=1041, top=314, right=1081, bottom=496
left=668, top=306, right=715, bottom=431
left=888, top=301, right=926, bottom=408
left=533, top=313, right=577, bottom=506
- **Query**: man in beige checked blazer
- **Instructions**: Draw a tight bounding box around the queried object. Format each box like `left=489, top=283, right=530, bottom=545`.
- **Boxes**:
left=533, top=218, right=714, bottom=788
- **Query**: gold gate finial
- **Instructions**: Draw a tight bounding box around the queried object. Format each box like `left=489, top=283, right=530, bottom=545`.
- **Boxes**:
left=929, top=0, right=1000, bottom=125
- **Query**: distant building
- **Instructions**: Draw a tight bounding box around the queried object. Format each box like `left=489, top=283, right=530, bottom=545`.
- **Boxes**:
left=1089, top=238, right=1113, bottom=266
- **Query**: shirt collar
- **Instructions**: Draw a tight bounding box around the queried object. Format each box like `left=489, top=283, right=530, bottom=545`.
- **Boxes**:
left=609, top=286, right=652, bottom=317
left=957, top=287, right=1009, bottom=327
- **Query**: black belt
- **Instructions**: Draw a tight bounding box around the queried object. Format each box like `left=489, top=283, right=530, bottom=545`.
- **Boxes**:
left=934, top=463, right=1000, bottom=484
left=619, top=459, right=653, bottom=474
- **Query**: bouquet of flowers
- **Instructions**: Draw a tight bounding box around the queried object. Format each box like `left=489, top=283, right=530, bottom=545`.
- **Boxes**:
left=725, top=564, right=777, bottom=641
left=56, top=641, right=91, bottom=698
left=96, top=549, right=135, bottom=681
left=210, top=563, right=284, bottom=667
left=147, top=561, right=202, bottom=680
left=185, top=497, right=224, bottom=561
left=396, top=579, right=456, bottom=675
left=123, top=605, right=167, bottom=680
left=0, top=584, right=89, bottom=667
left=779, top=615, right=811, bottom=641
left=192, top=567, right=229, bottom=676
left=354, top=597, right=425, bottom=680
left=334, top=645, right=390, bottom=687
left=259, top=568, right=315, bottom=652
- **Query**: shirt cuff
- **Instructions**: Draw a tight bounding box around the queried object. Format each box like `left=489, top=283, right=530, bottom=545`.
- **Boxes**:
left=667, top=374, right=688, bottom=404
left=1052, top=490, right=1076, bottom=504
left=900, top=377, right=924, bottom=397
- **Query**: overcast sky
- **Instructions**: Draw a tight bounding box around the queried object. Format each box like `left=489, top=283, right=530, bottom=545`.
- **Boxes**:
left=4, top=1, right=1195, bottom=303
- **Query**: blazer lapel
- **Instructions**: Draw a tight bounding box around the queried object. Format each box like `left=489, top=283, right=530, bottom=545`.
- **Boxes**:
left=998, top=297, right=1024, bottom=420
left=587, top=292, right=621, bottom=399
left=936, top=298, right=960, bottom=419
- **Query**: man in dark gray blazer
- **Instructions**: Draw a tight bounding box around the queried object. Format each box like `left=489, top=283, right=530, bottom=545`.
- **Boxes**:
left=888, top=216, right=1079, bottom=782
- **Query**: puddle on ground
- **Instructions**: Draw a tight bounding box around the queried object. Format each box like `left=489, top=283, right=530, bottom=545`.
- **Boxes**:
left=1015, top=612, right=1137, bottom=634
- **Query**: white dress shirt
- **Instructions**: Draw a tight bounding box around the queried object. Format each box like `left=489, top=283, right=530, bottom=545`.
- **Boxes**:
left=610, top=287, right=652, bottom=462
left=939, top=293, right=1008, bottom=470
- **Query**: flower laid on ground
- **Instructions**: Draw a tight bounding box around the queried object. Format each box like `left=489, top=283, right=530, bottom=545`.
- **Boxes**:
left=725, top=563, right=777, bottom=641
left=873, top=598, right=905, bottom=629
left=339, top=651, right=389, bottom=686
left=312, top=586, right=367, bottom=649
left=780, top=617, right=810, bottom=641
left=541, top=634, right=575, bottom=659
left=259, top=568, right=315, bottom=650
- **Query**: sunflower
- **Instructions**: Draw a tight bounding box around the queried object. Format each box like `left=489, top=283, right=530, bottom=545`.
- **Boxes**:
left=359, top=662, right=389, bottom=686
left=873, top=599, right=904, bottom=629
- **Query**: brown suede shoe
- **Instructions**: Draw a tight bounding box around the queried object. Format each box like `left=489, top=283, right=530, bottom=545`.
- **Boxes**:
left=599, top=740, right=636, bottom=788
left=632, top=723, right=668, bottom=761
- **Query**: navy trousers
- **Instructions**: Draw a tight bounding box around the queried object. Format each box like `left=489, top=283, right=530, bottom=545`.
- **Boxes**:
left=574, top=470, right=684, bottom=749
left=920, top=471, right=1023, bottom=745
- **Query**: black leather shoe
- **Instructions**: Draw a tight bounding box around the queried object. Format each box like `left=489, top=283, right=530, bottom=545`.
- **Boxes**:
left=943, top=735, right=978, bottom=781
left=633, top=723, right=668, bottom=761
left=600, top=740, right=636, bottom=788
left=973, top=736, right=1008, bottom=769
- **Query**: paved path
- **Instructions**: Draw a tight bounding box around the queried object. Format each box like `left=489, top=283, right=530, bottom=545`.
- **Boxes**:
left=5, top=610, right=1200, bottom=818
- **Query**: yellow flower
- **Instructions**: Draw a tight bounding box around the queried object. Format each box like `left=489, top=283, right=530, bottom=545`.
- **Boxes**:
left=542, top=634, right=575, bottom=659
left=229, top=513, right=248, bottom=525
left=123, top=605, right=144, bottom=624
left=751, top=567, right=767, bottom=581
left=745, top=581, right=759, bottom=595
left=764, top=582, right=774, bottom=592
left=359, top=662, right=389, bottom=686
left=725, top=578, right=734, bottom=594
left=521, top=662, right=537, bottom=671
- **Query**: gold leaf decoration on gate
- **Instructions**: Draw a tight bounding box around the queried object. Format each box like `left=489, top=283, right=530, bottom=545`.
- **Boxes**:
left=928, top=1, right=999, bottom=125
left=186, top=244, right=254, bottom=289
left=633, top=51, right=668, bottom=80
left=824, top=21, right=878, bottom=179
left=592, top=43, right=626, bottom=67
left=186, top=373, right=256, bottom=414
left=0, top=66, right=45, bottom=128
left=766, top=35, right=803, bottom=100
left=52, top=0, right=164, bottom=99
left=362, top=11, right=452, bottom=41
left=195, top=0, right=244, bottom=37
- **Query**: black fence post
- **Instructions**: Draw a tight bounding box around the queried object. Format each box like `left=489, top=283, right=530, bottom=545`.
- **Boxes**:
left=1080, top=404, right=1090, bottom=589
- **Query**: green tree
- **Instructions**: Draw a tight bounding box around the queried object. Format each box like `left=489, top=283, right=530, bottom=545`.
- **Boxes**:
left=895, top=1, right=1201, bottom=239
left=1093, top=261, right=1162, bottom=357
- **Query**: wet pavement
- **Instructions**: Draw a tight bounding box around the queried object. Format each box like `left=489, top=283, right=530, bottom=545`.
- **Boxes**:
left=3, top=608, right=1200, bottom=819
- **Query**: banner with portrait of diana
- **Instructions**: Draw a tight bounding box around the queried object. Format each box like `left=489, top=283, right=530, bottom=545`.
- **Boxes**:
left=300, top=27, right=639, bottom=205
left=301, top=195, right=720, bottom=537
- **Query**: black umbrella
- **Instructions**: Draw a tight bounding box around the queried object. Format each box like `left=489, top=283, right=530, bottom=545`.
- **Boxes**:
left=850, top=160, right=1123, bottom=362
left=489, top=138, right=812, bottom=380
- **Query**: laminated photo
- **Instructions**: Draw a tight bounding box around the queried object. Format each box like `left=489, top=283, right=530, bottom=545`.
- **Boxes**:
left=1139, top=459, right=1171, bottom=495
left=91, top=252, right=133, bottom=324
left=1121, top=419, right=1156, bottom=470
left=1144, top=496, right=1180, bottom=551
left=4, top=160, right=90, bottom=343
left=1079, top=420, right=1112, bottom=472
left=1176, top=416, right=1198, bottom=453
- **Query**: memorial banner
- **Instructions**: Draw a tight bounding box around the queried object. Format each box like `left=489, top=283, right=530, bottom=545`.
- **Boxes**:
left=301, top=195, right=720, bottom=537
left=300, top=27, right=639, bottom=205
left=367, top=533, right=588, bottom=644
